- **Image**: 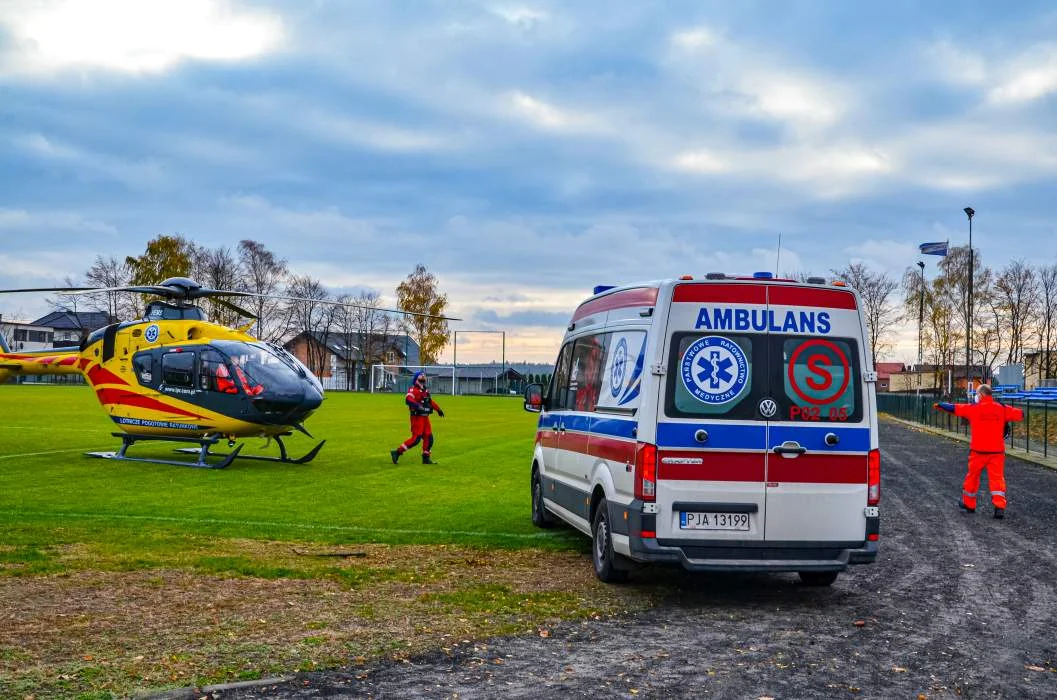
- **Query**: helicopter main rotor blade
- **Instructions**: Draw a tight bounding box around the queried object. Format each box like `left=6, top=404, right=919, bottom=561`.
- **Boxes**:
left=0, top=287, right=98, bottom=294
left=201, top=289, right=461, bottom=321
left=208, top=296, right=258, bottom=320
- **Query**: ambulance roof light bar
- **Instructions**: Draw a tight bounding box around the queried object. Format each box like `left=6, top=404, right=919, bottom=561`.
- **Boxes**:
left=704, top=272, right=727, bottom=280
left=753, top=272, right=774, bottom=279
left=807, top=276, right=826, bottom=284
left=592, top=285, right=616, bottom=295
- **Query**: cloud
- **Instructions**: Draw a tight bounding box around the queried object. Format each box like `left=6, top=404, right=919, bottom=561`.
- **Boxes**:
left=11, top=132, right=167, bottom=189
left=988, top=45, right=1057, bottom=104
left=506, top=91, right=603, bottom=133
left=0, top=0, right=283, bottom=76
left=0, top=208, right=118, bottom=237
left=472, top=309, right=572, bottom=327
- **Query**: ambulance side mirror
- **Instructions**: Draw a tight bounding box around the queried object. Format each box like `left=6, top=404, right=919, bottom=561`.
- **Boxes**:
left=524, top=383, right=545, bottom=413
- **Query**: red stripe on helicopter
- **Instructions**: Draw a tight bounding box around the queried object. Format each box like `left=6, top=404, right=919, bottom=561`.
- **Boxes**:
left=96, top=389, right=203, bottom=418
left=87, top=365, right=128, bottom=386
left=58, top=356, right=77, bottom=366
left=78, top=358, right=90, bottom=370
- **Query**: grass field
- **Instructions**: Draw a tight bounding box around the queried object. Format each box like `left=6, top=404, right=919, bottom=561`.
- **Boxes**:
left=0, top=386, right=658, bottom=699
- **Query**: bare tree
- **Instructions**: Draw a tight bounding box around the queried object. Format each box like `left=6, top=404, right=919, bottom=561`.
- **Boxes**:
left=903, top=265, right=962, bottom=391
left=283, top=275, right=335, bottom=376
left=238, top=240, right=289, bottom=343
left=939, top=245, right=991, bottom=366
left=832, top=263, right=899, bottom=362
left=84, top=255, right=134, bottom=320
left=992, top=260, right=1039, bottom=365
left=191, top=245, right=246, bottom=327
left=1036, top=263, right=1057, bottom=383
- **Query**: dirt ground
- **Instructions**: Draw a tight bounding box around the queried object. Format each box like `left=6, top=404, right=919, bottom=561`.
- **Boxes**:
left=223, top=420, right=1057, bottom=699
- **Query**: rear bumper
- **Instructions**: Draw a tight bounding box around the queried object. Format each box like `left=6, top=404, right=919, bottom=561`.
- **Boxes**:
left=626, top=505, right=879, bottom=573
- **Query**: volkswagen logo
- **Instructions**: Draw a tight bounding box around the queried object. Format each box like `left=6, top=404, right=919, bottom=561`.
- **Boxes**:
left=758, top=398, right=778, bottom=418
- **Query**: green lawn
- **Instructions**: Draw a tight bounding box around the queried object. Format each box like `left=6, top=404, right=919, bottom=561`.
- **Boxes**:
left=0, top=385, right=578, bottom=549
left=0, top=386, right=661, bottom=699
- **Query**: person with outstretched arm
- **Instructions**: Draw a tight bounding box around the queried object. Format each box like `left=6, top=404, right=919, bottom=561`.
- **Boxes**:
left=391, top=371, right=445, bottom=465
left=934, top=384, right=1023, bottom=519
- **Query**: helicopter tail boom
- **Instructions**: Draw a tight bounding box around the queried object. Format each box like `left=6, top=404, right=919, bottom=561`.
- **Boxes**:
left=0, top=347, right=85, bottom=384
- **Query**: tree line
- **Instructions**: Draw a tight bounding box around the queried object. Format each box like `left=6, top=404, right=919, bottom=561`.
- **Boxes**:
left=56, top=235, right=451, bottom=384
left=797, top=256, right=1057, bottom=385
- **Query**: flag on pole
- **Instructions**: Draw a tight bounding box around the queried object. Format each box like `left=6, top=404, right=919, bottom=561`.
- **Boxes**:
left=919, top=241, right=949, bottom=256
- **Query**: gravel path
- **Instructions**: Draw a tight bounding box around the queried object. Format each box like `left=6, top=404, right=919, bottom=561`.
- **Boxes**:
left=222, top=420, right=1057, bottom=699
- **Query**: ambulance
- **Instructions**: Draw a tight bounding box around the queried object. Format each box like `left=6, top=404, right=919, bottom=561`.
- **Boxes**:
left=523, top=273, right=880, bottom=585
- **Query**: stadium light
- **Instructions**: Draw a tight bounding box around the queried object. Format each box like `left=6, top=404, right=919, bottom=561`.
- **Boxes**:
left=964, top=206, right=975, bottom=395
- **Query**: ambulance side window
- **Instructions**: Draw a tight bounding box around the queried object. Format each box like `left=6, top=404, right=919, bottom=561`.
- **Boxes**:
left=548, top=343, right=574, bottom=410
left=569, top=334, right=609, bottom=412
left=597, top=330, right=647, bottom=412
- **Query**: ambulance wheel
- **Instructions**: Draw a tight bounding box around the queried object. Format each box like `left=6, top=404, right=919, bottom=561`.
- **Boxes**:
left=798, top=571, right=839, bottom=587
left=531, top=470, right=554, bottom=529
left=592, top=498, right=629, bottom=583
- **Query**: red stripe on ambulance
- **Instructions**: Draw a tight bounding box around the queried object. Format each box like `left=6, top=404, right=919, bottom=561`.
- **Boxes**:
left=573, top=287, right=659, bottom=322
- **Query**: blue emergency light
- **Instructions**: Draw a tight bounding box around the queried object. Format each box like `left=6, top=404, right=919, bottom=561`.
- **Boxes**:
left=752, top=272, right=774, bottom=279
left=593, top=285, right=616, bottom=295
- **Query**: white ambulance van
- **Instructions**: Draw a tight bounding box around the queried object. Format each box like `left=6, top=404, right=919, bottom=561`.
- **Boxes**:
left=523, top=272, right=880, bottom=585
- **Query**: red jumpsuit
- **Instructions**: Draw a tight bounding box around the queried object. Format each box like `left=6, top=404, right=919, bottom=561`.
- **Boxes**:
left=396, top=383, right=443, bottom=458
left=939, top=396, right=1024, bottom=509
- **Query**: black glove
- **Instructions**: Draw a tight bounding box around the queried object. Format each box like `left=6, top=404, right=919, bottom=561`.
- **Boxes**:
left=437, top=409, right=445, bottom=418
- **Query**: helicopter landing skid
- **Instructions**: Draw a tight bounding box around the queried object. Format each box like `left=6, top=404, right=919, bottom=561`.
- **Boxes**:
left=172, top=433, right=326, bottom=465
left=86, top=433, right=243, bottom=469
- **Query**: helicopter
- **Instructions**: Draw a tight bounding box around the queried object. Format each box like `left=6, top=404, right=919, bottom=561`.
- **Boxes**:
left=0, top=277, right=455, bottom=469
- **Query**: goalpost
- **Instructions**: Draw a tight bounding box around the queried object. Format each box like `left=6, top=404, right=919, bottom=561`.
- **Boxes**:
left=370, top=364, right=457, bottom=396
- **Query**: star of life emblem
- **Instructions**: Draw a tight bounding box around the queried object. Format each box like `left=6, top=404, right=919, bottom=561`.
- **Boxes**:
left=680, top=336, right=749, bottom=406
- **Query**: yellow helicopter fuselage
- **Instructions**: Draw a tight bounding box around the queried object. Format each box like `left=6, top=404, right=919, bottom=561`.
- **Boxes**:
left=0, top=317, right=323, bottom=440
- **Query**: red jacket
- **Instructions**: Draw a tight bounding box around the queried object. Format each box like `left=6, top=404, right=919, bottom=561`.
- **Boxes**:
left=947, top=396, right=1024, bottom=452
left=405, top=384, right=442, bottom=417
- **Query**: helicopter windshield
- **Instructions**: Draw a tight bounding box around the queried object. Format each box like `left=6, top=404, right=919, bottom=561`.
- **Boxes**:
left=212, top=341, right=309, bottom=397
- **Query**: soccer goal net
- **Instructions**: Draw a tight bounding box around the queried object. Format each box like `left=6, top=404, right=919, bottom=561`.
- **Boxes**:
left=370, top=364, right=457, bottom=396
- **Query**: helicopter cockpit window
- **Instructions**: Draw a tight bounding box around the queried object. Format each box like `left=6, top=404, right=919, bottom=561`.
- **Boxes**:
left=199, top=349, right=237, bottom=394
left=132, top=353, right=154, bottom=386
left=212, top=341, right=313, bottom=397
left=161, top=351, right=196, bottom=389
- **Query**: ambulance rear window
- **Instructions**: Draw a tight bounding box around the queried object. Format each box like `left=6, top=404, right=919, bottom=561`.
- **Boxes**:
left=779, top=337, right=862, bottom=423
left=665, top=333, right=761, bottom=419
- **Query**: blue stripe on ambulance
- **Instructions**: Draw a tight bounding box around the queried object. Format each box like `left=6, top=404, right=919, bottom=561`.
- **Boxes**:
left=657, top=422, right=870, bottom=451
left=657, top=423, right=765, bottom=450
left=768, top=425, right=870, bottom=452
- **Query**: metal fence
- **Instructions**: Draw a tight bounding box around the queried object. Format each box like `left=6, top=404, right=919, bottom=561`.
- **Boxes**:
left=877, top=393, right=1057, bottom=459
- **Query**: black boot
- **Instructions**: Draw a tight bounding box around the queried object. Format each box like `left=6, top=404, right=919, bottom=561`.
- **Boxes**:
left=390, top=449, right=400, bottom=464
left=993, top=507, right=1005, bottom=519
left=959, top=501, right=975, bottom=514
left=422, top=454, right=435, bottom=465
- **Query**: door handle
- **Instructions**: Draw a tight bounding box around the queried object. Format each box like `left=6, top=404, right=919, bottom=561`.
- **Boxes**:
left=772, top=441, right=807, bottom=456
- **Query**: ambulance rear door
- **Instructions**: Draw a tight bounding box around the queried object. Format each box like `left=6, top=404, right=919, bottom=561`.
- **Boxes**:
left=763, top=285, right=870, bottom=544
left=654, top=283, right=770, bottom=544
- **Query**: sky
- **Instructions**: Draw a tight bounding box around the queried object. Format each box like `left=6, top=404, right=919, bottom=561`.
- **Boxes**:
left=2, top=0, right=1057, bottom=364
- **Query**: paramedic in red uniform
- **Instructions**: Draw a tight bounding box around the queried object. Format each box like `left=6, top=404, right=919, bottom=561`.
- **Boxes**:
left=934, top=384, right=1024, bottom=519
left=391, top=371, right=445, bottom=465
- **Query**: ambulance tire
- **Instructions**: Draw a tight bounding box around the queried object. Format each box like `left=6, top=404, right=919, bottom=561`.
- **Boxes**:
left=531, top=470, right=554, bottom=529
left=798, top=571, right=839, bottom=587
left=592, top=498, right=629, bottom=583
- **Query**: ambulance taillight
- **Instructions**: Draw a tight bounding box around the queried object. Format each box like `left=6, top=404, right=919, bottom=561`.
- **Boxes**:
left=868, top=449, right=881, bottom=506
left=634, top=442, right=657, bottom=502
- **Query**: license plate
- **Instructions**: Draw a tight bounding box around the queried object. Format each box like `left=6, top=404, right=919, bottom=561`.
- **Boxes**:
left=679, top=511, right=751, bottom=531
